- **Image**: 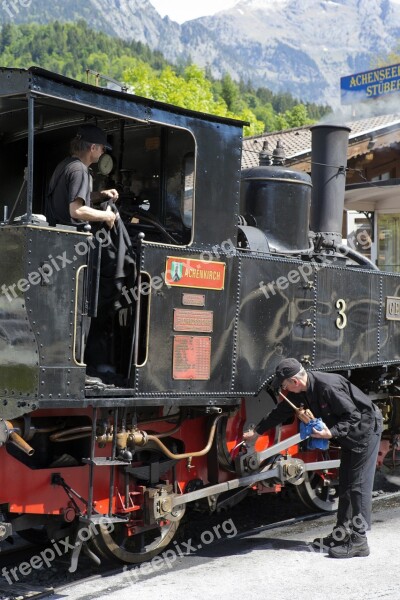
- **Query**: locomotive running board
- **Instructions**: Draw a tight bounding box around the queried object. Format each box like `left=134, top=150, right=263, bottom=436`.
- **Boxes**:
left=171, top=433, right=340, bottom=509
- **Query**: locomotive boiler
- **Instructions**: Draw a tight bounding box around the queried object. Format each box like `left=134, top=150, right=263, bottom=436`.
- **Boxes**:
left=0, top=66, right=399, bottom=570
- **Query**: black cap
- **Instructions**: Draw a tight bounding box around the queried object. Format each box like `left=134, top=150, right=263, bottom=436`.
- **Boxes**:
left=273, top=358, right=302, bottom=387
left=76, top=124, right=112, bottom=150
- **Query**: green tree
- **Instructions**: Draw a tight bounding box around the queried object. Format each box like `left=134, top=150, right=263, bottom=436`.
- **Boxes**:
left=253, top=103, right=279, bottom=132
left=0, top=21, right=329, bottom=136
left=221, top=73, right=240, bottom=112
left=283, top=104, right=313, bottom=128
left=0, top=23, right=13, bottom=53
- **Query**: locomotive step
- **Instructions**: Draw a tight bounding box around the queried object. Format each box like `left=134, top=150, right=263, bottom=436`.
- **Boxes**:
left=79, top=514, right=129, bottom=525
left=82, top=457, right=131, bottom=466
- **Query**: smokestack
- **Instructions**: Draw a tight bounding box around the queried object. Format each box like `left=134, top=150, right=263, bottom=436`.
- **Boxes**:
left=310, top=124, right=351, bottom=248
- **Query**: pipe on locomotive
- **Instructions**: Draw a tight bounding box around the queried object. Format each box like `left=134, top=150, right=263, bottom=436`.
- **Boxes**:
left=49, top=415, right=184, bottom=443
left=310, top=123, right=351, bottom=249
left=337, top=244, right=378, bottom=270
left=130, top=414, right=223, bottom=460
left=0, top=420, right=35, bottom=456
left=48, top=413, right=223, bottom=461
left=310, top=123, right=378, bottom=270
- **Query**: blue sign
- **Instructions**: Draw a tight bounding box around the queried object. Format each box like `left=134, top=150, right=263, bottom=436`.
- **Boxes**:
left=340, top=63, right=400, bottom=104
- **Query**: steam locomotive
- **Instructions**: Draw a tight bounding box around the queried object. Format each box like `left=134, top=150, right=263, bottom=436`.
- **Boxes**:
left=0, top=67, right=399, bottom=571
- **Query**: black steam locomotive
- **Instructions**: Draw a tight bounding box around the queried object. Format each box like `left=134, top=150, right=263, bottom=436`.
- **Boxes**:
left=0, top=67, right=399, bottom=570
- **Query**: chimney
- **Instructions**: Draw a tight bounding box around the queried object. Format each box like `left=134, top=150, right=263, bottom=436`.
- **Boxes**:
left=310, top=124, right=351, bottom=248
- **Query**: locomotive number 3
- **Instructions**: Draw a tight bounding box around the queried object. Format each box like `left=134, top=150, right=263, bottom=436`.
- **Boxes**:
left=335, top=298, right=347, bottom=329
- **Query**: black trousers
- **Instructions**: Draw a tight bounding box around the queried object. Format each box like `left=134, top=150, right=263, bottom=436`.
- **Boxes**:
left=84, top=308, right=112, bottom=368
left=336, top=413, right=383, bottom=534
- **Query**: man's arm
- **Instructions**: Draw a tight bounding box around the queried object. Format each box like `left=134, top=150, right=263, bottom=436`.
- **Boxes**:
left=70, top=199, right=118, bottom=229
left=323, top=383, right=361, bottom=439
left=255, top=400, right=294, bottom=434
left=243, top=400, right=293, bottom=440
left=91, top=189, right=119, bottom=203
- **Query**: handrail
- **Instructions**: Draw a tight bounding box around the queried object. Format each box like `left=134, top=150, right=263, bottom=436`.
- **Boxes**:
left=73, top=264, right=88, bottom=366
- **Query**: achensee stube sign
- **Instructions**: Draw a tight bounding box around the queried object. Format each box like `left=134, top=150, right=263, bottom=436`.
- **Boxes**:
left=341, top=63, right=400, bottom=104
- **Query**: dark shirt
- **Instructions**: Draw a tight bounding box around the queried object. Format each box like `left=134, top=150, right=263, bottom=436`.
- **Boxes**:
left=255, top=371, right=382, bottom=450
left=46, top=157, right=91, bottom=226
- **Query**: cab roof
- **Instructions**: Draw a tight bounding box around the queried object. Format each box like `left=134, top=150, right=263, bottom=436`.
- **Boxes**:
left=0, top=66, right=247, bottom=128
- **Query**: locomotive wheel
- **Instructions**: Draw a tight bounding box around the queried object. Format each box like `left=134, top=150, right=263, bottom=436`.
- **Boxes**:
left=295, top=470, right=339, bottom=512
left=91, top=518, right=179, bottom=564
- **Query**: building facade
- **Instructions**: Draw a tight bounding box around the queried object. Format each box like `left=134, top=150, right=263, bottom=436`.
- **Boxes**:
left=242, top=114, right=400, bottom=271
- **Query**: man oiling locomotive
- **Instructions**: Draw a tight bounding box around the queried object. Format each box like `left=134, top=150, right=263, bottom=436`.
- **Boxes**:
left=46, top=124, right=136, bottom=383
left=243, top=358, right=383, bottom=558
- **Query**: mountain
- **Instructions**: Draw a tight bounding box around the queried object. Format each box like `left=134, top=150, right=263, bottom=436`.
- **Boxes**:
left=0, top=0, right=178, bottom=45
left=3, top=0, right=400, bottom=106
left=179, top=0, right=400, bottom=106
left=185, top=0, right=400, bottom=106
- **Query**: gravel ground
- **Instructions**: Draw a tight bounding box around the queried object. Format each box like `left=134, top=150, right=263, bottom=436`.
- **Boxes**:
left=53, top=493, right=400, bottom=600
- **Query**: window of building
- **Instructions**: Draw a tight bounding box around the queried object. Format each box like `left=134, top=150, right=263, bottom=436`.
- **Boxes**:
left=371, top=171, right=391, bottom=182
left=377, top=213, right=400, bottom=272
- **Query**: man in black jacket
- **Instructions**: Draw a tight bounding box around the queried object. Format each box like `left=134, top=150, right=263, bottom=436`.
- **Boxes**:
left=243, top=358, right=383, bottom=558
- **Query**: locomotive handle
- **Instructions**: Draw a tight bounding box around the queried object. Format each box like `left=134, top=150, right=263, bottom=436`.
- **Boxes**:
left=129, top=232, right=145, bottom=375
left=72, top=264, right=88, bottom=367
left=278, top=391, right=315, bottom=424
left=278, top=390, right=298, bottom=410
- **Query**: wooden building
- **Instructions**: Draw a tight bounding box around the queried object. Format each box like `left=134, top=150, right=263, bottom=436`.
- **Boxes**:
left=242, top=114, right=400, bottom=271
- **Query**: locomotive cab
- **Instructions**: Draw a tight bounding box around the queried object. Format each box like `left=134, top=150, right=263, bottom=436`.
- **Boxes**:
left=0, top=81, right=195, bottom=414
left=0, top=89, right=196, bottom=244
left=0, top=67, right=244, bottom=421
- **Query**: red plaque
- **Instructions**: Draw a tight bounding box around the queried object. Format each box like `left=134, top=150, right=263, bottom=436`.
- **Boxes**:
left=165, top=257, right=225, bottom=290
left=172, top=336, right=211, bottom=380
left=173, top=309, right=213, bottom=332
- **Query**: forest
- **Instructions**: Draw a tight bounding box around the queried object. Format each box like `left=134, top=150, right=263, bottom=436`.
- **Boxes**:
left=0, top=21, right=331, bottom=136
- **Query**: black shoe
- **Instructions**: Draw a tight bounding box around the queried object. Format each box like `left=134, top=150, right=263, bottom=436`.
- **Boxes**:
left=328, top=533, right=370, bottom=558
left=312, top=529, right=350, bottom=551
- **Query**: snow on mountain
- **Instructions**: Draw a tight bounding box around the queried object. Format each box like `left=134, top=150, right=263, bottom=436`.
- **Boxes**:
left=3, top=0, right=400, bottom=105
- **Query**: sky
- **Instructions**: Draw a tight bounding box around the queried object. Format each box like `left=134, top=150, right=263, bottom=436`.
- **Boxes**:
left=149, top=0, right=238, bottom=24
left=150, top=0, right=400, bottom=23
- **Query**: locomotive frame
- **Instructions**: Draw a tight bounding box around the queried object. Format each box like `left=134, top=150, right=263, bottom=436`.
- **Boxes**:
left=0, top=67, right=399, bottom=570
